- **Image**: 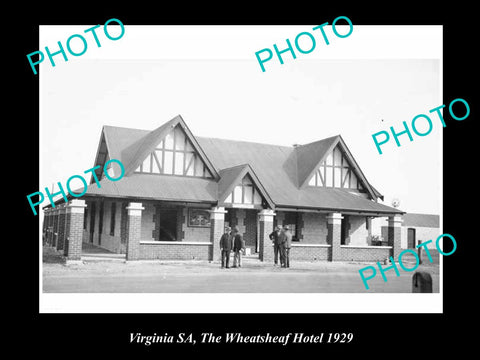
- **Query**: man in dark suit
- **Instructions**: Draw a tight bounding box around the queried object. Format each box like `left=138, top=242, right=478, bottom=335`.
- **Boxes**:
left=232, top=226, right=245, bottom=268
left=220, top=226, right=233, bottom=268
left=278, top=227, right=286, bottom=267
left=269, top=225, right=282, bottom=266
left=283, top=225, right=293, bottom=268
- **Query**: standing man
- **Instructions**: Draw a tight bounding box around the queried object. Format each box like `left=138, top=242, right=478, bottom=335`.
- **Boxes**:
left=269, top=225, right=282, bottom=266
left=283, top=225, right=293, bottom=268
left=278, top=226, right=286, bottom=268
left=220, top=226, right=233, bottom=269
left=232, top=226, right=245, bottom=268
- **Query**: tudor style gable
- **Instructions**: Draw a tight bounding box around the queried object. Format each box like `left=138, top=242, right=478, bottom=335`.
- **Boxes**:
left=134, top=123, right=213, bottom=179
left=307, top=143, right=364, bottom=191
left=297, top=135, right=380, bottom=200
left=217, top=164, right=274, bottom=209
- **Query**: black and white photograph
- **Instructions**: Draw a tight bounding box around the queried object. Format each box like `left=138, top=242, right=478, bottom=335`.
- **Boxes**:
left=36, top=23, right=447, bottom=313
left=19, top=6, right=476, bottom=355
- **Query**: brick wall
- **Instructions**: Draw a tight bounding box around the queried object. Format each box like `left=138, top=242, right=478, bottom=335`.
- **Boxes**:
left=210, top=214, right=225, bottom=262
left=126, top=211, right=142, bottom=261
left=388, top=223, right=402, bottom=258
left=348, top=215, right=369, bottom=246
left=338, top=245, right=392, bottom=262
left=227, top=208, right=257, bottom=253
left=120, top=202, right=128, bottom=252
left=301, top=212, right=328, bottom=244
left=244, top=209, right=257, bottom=251
left=64, top=209, right=71, bottom=256
left=139, top=242, right=211, bottom=260
left=57, top=209, right=66, bottom=251
left=290, top=244, right=330, bottom=261
left=67, top=212, right=84, bottom=260
left=141, top=203, right=155, bottom=241
left=327, top=221, right=342, bottom=261
left=182, top=208, right=210, bottom=242
left=258, top=217, right=274, bottom=262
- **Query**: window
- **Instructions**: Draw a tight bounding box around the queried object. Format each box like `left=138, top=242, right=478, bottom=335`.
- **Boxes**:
left=110, top=202, right=116, bottom=236
left=134, top=125, right=212, bottom=178
left=308, top=145, right=365, bottom=191
left=158, top=208, right=179, bottom=241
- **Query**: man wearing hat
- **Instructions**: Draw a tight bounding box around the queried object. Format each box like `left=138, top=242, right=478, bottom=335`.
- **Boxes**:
left=232, top=226, right=245, bottom=268
left=220, top=226, right=233, bottom=268
left=282, top=225, right=293, bottom=268
left=269, top=225, right=282, bottom=266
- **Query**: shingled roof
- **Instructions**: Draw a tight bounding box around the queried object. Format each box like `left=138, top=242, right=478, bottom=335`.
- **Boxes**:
left=83, top=115, right=403, bottom=215
left=403, top=213, right=440, bottom=227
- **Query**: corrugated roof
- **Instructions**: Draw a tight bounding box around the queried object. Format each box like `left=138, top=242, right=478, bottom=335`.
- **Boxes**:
left=85, top=174, right=218, bottom=203
left=82, top=117, right=402, bottom=215
left=295, top=135, right=338, bottom=187
left=217, top=165, right=249, bottom=200
left=103, top=125, right=149, bottom=167
left=403, top=213, right=440, bottom=227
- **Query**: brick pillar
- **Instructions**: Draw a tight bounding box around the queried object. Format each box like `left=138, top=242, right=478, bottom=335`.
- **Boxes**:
left=258, top=209, right=275, bottom=262
left=327, top=212, right=343, bottom=261
left=64, top=206, right=71, bottom=256
left=49, top=208, right=56, bottom=246
left=47, top=209, right=53, bottom=246
left=125, top=202, right=144, bottom=261
left=52, top=208, right=59, bottom=248
left=65, top=199, right=87, bottom=263
left=388, top=214, right=403, bottom=258
left=209, top=206, right=227, bottom=262
left=56, top=205, right=67, bottom=251
left=42, top=209, right=49, bottom=245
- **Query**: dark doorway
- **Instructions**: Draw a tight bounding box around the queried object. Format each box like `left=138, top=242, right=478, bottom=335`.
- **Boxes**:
left=407, top=228, right=416, bottom=248
left=98, top=201, right=104, bottom=246
left=158, top=208, right=178, bottom=241
left=89, top=202, right=96, bottom=243
left=341, top=215, right=350, bottom=245
left=244, top=209, right=257, bottom=252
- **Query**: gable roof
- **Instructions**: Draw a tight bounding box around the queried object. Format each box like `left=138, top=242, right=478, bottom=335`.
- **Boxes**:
left=81, top=116, right=402, bottom=215
left=403, top=213, right=440, bottom=228
left=84, top=174, right=218, bottom=203
left=295, top=135, right=338, bottom=188
left=98, top=115, right=220, bottom=180
left=217, top=164, right=275, bottom=208
left=295, top=135, right=380, bottom=200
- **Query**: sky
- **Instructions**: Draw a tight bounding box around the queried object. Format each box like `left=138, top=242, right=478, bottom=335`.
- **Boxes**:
left=39, top=25, right=442, bottom=218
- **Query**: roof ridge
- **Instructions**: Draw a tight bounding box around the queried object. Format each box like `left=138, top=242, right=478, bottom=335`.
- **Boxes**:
left=196, top=135, right=294, bottom=149
left=218, top=163, right=251, bottom=172
left=296, top=134, right=341, bottom=148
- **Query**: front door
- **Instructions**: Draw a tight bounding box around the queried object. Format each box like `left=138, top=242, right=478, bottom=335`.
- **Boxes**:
left=407, top=228, right=416, bottom=248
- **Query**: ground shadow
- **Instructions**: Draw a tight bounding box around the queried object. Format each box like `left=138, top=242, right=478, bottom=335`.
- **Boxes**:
left=42, top=245, right=66, bottom=264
